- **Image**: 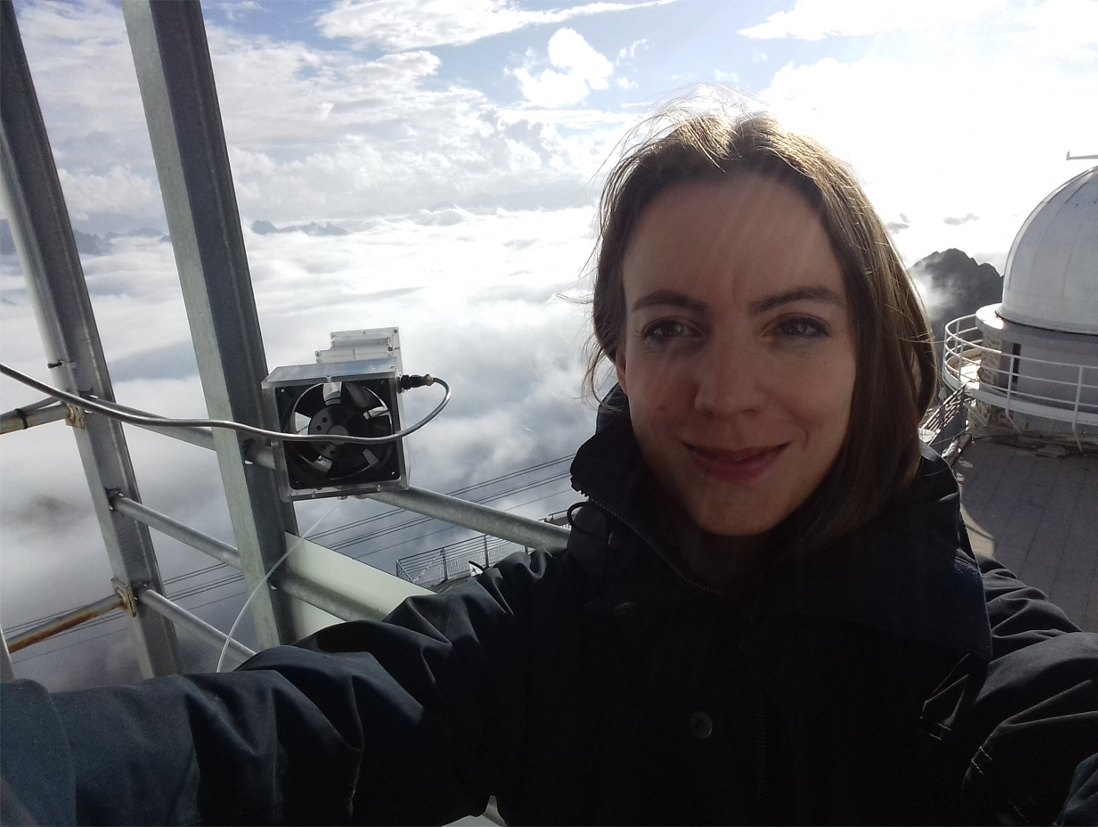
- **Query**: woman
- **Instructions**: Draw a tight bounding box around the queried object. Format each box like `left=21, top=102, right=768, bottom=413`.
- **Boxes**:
left=2, top=111, right=1095, bottom=826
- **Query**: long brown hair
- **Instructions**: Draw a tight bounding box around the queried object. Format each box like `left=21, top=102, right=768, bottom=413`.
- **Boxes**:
left=587, top=108, right=937, bottom=554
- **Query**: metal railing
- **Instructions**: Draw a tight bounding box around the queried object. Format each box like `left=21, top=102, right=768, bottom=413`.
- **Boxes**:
left=918, top=385, right=968, bottom=453
left=942, top=315, right=1098, bottom=441
left=396, top=535, right=530, bottom=588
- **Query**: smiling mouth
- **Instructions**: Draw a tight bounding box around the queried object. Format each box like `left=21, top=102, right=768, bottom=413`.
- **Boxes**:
left=686, top=443, right=787, bottom=482
left=690, top=445, right=785, bottom=462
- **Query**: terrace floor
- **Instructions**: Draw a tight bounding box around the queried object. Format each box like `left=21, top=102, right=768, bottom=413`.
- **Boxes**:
left=955, top=437, right=1098, bottom=632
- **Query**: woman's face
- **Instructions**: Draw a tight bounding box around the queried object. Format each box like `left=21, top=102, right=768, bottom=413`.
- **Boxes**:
left=615, top=176, right=856, bottom=538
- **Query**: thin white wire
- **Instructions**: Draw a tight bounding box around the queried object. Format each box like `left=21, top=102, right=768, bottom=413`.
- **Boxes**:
left=215, top=499, right=342, bottom=673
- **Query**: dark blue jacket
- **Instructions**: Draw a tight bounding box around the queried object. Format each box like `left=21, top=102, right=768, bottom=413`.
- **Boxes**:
left=2, top=420, right=1096, bottom=824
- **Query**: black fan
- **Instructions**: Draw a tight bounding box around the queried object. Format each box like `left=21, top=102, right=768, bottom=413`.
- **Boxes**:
left=275, top=380, right=400, bottom=490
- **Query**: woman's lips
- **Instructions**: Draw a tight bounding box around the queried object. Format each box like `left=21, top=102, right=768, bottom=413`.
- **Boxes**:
left=686, top=443, right=786, bottom=484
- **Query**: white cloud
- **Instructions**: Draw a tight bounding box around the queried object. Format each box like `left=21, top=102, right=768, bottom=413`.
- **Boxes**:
left=13, top=2, right=631, bottom=231
left=1010, top=0, right=1098, bottom=61
left=514, top=28, right=614, bottom=107
left=12, top=1, right=160, bottom=230
left=316, top=0, right=677, bottom=52
left=56, top=166, right=161, bottom=221
left=200, top=22, right=628, bottom=220
left=740, top=0, right=1005, bottom=39
left=618, top=38, right=648, bottom=61
left=758, top=51, right=1098, bottom=264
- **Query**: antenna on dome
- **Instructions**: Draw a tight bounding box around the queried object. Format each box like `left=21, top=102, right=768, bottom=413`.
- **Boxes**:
left=1065, top=151, right=1098, bottom=161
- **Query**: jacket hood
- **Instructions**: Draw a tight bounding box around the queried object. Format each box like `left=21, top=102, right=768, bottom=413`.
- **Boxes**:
left=570, top=412, right=993, bottom=661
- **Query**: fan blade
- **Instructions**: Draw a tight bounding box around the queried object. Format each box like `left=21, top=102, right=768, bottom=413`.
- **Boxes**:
left=329, top=449, right=378, bottom=477
left=292, top=384, right=327, bottom=419
left=343, top=381, right=376, bottom=410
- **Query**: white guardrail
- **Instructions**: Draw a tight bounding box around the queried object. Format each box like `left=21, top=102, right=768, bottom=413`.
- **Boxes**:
left=942, top=314, right=1098, bottom=432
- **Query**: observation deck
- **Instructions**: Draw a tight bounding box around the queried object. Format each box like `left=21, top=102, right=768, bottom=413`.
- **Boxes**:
left=943, top=310, right=1098, bottom=447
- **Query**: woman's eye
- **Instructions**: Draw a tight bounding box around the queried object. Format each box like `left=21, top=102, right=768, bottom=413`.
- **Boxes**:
left=775, top=317, right=827, bottom=338
left=641, top=320, right=690, bottom=341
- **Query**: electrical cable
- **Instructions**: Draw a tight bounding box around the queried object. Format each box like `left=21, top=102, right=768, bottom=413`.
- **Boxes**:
left=215, top=499, right=341, bottom=673
left=0, top=362, right=450, bottom=446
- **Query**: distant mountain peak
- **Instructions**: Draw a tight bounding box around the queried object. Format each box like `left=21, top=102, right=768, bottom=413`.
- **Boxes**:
left=910, top=248, right=1003, bottom=348
left=914, top=248, right=1002, bottom=286
left=251, top=219, right=348, bottom=236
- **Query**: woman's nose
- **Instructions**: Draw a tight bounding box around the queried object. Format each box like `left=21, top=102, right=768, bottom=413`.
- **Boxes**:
left=692, top=340, right=766, bottom=418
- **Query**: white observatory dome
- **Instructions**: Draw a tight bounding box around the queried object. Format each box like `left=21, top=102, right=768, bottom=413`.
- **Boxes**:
left=999, top=166, right=1098, bottom=335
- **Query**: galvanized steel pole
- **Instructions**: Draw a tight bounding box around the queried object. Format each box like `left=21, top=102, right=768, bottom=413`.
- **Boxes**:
left=138, top=588, right=256, bottom=667
left=370, top=486, right=571, bottom=551
left=121, top=0, right=300, bottom=647
left=6, top=594, right=126, bottom=654
left=0, top=0, right=182, bottom=677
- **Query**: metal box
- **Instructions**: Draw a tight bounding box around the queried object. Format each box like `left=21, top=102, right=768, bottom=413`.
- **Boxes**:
left=262, top=328, right=409, bottom=501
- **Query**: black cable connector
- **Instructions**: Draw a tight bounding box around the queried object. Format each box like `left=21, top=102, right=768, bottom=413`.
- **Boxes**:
left=399, top=374, right=435, bottom=390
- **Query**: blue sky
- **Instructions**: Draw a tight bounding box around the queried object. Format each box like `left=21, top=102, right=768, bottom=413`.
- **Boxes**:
left=2, top=0, right=1096, bottom=687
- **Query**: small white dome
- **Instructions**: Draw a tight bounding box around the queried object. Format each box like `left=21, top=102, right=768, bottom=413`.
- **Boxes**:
left=1000, top=166, right=1098, bottom=335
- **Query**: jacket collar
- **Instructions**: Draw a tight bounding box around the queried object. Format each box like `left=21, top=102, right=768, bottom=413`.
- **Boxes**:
left=569, top=413, right=992, bottom=661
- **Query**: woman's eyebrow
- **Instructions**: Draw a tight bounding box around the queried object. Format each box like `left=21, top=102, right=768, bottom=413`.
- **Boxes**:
left=631, top=289, right=708, bottom=313
left=749, top=286, right=846, bottom=315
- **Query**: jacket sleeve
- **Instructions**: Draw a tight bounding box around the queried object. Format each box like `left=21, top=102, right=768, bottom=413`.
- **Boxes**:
left=0, top=550, right=563, bottom=826
left=923, top=556, right=1098, bottom=825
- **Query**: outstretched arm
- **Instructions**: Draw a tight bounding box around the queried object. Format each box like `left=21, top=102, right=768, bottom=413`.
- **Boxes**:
left=924, top=556, right=1098, bottom=824
left=0, top=549, right=565, bottom=825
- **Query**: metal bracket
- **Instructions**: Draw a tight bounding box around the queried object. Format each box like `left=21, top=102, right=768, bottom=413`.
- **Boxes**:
left=65, top=401, right=86, bottom=429
left=112, top=578, right=139, bottom=617
left=105, top=487, right=123, bottom=509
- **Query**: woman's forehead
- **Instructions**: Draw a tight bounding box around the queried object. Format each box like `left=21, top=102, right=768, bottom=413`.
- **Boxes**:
left=621, top=176, right=845, bottom=307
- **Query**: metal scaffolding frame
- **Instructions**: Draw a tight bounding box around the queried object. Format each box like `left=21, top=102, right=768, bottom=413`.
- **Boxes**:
left=0, top=0, right=182, bottom=678
left=121, top=0, right=300, bottom=648
left=0, top=0, right=572, bottom=678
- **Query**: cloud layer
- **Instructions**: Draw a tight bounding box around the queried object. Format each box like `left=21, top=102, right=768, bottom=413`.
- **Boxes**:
left=316, top=0, right=677, bottom=52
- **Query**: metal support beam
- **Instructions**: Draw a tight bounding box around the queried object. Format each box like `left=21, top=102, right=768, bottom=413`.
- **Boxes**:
left=0, top=1, right=182, bottom=677
left=1, top=630, right=14, bottom=682
left=370, top=487, right=571, bottom=551
left=244, top=441, right=571, bottom=551
left=0, top=401, right=70, bottom=433
left=111, top=494, right=242, bottom=569
left=6, top=593, right=125, bottom=654
left=275, top=575, right=379, bottom=624
left=138, top=587, right=255, bottom=668
left=113, top=491, right=404, bottom=624
left=121, top=0, right=299, bottom=648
